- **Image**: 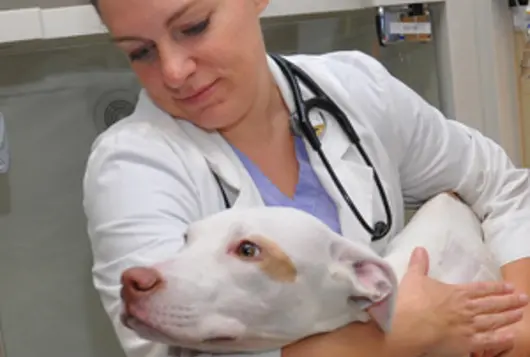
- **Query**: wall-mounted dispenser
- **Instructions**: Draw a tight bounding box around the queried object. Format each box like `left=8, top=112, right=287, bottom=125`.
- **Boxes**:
left=0, top=113, right=9, bottom=174
left=375, top=4, right=432, bottom=46
left=510, top=0, right=530, bottom=42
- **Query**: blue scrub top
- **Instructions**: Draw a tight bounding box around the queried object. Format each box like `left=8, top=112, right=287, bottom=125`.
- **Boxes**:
left=231, top=136, right=342, bottom=235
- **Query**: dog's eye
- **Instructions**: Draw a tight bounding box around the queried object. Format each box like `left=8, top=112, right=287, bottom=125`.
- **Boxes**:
left=236, top=241, right=261, bottom=258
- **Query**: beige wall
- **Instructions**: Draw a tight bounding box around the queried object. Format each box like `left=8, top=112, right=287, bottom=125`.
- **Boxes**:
left=0, top=8, right=438, bottom=357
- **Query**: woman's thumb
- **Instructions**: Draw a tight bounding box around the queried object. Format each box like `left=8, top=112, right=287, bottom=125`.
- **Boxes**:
left=407, top=247, right=430, bottom=275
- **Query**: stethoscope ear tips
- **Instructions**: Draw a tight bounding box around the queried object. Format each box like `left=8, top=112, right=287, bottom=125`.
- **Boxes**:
left=372, top=221, right=389, bottom=241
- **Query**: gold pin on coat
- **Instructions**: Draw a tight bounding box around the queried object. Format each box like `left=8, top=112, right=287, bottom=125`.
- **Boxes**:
left=313, top=124, right=325, bottom=137
left=312, top=113, right=326, bottom=137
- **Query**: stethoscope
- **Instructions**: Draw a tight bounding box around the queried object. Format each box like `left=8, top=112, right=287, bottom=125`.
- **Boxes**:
left=213, top=54, right=393, bottom=242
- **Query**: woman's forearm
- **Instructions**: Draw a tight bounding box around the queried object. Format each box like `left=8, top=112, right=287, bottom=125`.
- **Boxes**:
left=281, top=320, right=424, bottom=357
left=501, top=258, right=530, bottom=321
left=501, top=258, right=530, bottom=295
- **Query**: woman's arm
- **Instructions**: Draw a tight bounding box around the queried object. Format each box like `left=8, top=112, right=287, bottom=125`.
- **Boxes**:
left=385, top=62, right=530, bottom=296
left=282, top=321, right=423, bottom=357
left=499, top=259, right=530, bottom=356
left=366, top=51, right=530, bottom=351
left=324, top=50, right=530, bottom=269
left=389, top=72, right=529, bottom=268
left=83, top=125, right=197, bottom=357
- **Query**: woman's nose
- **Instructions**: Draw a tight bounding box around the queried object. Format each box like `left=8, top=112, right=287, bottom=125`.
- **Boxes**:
left=120, top=267, right=163, bottom=304
left=159, top=46, right=197, bottom=89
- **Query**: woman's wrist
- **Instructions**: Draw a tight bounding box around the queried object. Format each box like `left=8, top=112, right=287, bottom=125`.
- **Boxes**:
left=281, top=320, right=426, bottom=357
left=383, top=327, right=427, bottom=357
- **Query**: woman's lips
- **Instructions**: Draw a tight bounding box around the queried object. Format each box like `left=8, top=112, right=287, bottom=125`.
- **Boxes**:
left=176, top=80, right=218, bottom=106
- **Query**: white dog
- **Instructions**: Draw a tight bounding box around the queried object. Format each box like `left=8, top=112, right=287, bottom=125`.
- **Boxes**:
left=120, top=192, right=501, bottom=354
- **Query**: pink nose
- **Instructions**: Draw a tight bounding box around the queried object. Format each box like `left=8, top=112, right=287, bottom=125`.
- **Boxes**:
left=120, top=267, right=163, bottom=305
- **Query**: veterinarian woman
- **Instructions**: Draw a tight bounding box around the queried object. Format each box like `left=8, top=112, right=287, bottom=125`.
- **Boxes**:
left=83, top=0, right=530, bottom=356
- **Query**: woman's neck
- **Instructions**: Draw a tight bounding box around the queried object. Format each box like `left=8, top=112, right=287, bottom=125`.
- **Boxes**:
left=219, top=70, right=292, bottom=155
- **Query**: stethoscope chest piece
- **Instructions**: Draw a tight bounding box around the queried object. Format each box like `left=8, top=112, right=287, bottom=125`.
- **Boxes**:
left=372, top=221, right=390, bottom=241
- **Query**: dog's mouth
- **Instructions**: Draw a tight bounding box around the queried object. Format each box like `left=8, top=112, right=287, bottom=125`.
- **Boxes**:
left=202, top=336, right=238, bottom=343
left=121, top=313, right=159, bottom=334
left=122, top=312, right=239, bottom=346
left=122, top=313, right=181, bottom=344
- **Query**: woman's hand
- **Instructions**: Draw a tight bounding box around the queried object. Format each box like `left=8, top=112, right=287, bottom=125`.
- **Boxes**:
left=392, top=247, right=529, bottom=357
left=282, top=247, right=528, bottom=357
left=479, top=313, right=530, bottom=357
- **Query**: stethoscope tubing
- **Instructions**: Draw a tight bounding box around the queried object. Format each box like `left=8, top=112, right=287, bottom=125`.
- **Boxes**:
left=269, top=53, right=393, bottom=241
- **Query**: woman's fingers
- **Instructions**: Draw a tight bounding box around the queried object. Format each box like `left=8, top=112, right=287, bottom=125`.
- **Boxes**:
left=465, top=282, right=516, bottom=299
left=470, top=327, right=515, bottom=354
left=473, top=308, right=526, bottom=332
left=468, top=293, right=529, bottom=314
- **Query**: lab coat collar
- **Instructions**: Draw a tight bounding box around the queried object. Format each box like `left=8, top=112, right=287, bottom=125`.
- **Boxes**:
left=266, top=54, right=351, bottom=159
left=134, top=89, right=246, bottom=191
left=178, top=119, right=267, bottom=207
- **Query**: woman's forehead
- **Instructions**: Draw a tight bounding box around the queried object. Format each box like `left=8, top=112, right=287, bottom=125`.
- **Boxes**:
left=98, top=0, right=211, bottom=15
left=98, top=0, right=208, bottom=34
left=98, top=0, right=205, bottom=21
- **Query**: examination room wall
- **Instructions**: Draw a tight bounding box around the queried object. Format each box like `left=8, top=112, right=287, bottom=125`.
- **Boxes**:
left=0, top=8, right=440, bottom=357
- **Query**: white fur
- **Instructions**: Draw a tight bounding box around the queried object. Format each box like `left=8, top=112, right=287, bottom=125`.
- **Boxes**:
left=120, top=192, right=501, bottom=354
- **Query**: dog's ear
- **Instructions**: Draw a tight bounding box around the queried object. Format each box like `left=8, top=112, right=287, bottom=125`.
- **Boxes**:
left=329, top=239, right=398, bottom=332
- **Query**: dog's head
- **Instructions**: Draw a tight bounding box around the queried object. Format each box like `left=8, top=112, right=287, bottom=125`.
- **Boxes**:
left=120, top=206, right=398, bottom=353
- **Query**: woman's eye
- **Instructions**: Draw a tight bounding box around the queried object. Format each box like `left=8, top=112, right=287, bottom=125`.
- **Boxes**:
left=236, top=241, right=261, bottom=258
left=181, top=18, right=210, bottom=37
left=128, top=44, right=156, bottom=62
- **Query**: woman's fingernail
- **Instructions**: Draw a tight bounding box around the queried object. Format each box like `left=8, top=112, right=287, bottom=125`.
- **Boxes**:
left=504, top=283, right=515, bottom=290
left=519, top=293, right=529, bottom=302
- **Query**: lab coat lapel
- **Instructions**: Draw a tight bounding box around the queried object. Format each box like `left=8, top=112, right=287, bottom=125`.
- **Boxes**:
left=267, top=56, right=375, bottom=244
left=306, top=117, right=375, bottom=244
left=177, top=120, right=264, bottom=209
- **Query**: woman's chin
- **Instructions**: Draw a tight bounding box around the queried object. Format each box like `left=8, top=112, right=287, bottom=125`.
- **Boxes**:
left=182, top=107, right=245, bottom=133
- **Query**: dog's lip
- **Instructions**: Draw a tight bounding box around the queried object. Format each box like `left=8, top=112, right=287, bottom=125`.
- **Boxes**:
left=123, top=313, right=178, bottom=341
left=121, top=311, right=157, bottom=332
left=201, top=336, right=238, bottom=343
left=122, top=312, right=239, bottom=344
left=121, top=313, right=144, bottom=329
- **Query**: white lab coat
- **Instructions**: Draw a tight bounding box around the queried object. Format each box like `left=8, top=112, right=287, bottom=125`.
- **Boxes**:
left=83, top=50, right=530, bottom=357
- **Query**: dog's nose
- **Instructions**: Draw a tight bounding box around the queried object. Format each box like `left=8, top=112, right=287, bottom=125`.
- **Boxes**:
left=121, top=267, right=163, bottom=304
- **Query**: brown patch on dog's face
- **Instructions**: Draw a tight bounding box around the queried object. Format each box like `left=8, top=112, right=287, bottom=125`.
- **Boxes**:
left=233, top=235, right=297, bottom=283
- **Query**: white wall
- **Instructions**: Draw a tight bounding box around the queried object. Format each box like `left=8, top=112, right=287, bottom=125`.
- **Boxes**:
left=0, top=8, right=439, bottom=357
